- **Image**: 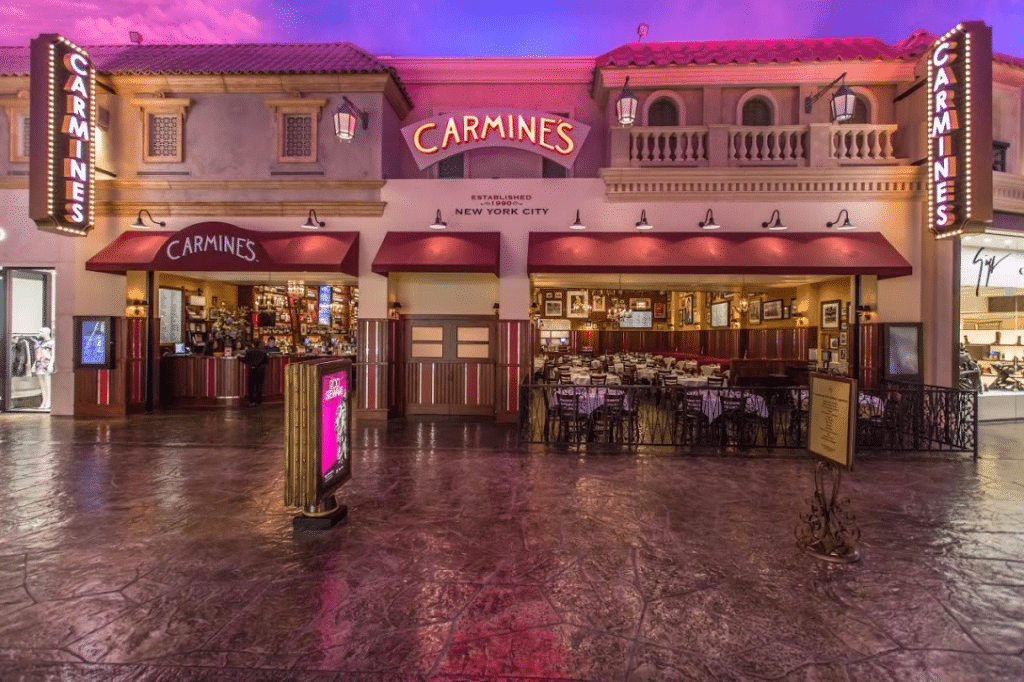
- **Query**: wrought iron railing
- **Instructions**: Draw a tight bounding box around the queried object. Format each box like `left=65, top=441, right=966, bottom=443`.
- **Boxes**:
left=520, top=382, right=978, bottom=458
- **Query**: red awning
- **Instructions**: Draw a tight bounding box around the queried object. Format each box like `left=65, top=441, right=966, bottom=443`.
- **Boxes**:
left=86, top=222, right=359, bottom=276
left=371, top=231, right=501, bottom=276
left=527, top=231, right=912, bottom=279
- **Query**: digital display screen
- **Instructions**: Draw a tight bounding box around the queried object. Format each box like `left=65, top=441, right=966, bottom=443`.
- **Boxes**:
left=73, top=316, right=115, bottom=369
left=81, top=320, right=106, bottom=365
left=619, top=311, right=652, bottom=328
left=887, top=325, right=920, bottom=377
left=320, top=369, right=351, bottom=486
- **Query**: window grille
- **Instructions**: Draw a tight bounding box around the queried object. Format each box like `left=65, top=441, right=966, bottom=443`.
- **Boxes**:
left=21, top=115, right=30, bottom=159
left=283, top=114, right=313, bottom=158
left=994, top=141, right=1009, bottom=173
left=148, top=113, right=179, bottom=158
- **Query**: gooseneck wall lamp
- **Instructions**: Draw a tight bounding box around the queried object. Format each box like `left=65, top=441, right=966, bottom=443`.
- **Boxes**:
left=826, top=208, right=857, bottom=230
left=698, top=208, right=721, bottom=230
left=130, top=209, right=166, bottom=229
left=804, top=72, right=857, bottom=123
left=429, top=209, right=447, bottom=230
left=301, top=209, right=325, bottom=229
left=334, top=96, right=369, bottom=141
left=569, top=209, right=586, bottom=230
left=616, top=76, right=639, bottom=126
left=635, top=209, right=653, bottom=231
left=761, top=209, right=787, bottom=231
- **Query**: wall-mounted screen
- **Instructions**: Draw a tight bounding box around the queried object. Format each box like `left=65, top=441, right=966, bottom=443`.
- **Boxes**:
left=883, top=323, right=923, bottom=383
left=711, top=301, right=730, bottom=328
left=619, top=311, right=652, bottom=328
left=73, top=316, right=116, bottom=369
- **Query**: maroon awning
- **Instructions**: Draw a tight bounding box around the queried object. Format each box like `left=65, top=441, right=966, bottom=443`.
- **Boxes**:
left=527, top=231, right=912, bottom=279
left=86, top=222, right=359, bottom=276
left=371, top=231, right=500, bottom=276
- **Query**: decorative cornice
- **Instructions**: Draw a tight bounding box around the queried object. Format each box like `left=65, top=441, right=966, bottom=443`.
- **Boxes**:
left=994, top=171, right=1024, bottom=214
left=101, top=178, right=387, bottom=191
left=595, top=61, right=918, bottom=93
left=387, top=56, right=596, bottom=84
left=96, top=200, right=386, bottom=217
left=599, top=165, right=926, bottom=201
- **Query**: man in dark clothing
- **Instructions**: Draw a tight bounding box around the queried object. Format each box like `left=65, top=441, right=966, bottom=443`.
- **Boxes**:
left=239, top=343, right=270, bottom=406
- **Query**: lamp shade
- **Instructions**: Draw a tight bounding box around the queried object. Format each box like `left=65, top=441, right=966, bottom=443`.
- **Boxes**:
left=830, top=84, right=857, bottom=123
left=334, top=103, right=357, bottom=141
left=616, top=77, right=638, bottom=126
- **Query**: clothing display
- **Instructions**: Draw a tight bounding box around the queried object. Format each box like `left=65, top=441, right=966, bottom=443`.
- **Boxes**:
left=33, top=339, right=54, bottom=375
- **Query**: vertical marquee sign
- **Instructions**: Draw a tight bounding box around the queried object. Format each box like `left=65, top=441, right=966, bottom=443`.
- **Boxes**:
left=927, top=22, right=993, bottom=240
left=29, top=34, right=96, bottom=236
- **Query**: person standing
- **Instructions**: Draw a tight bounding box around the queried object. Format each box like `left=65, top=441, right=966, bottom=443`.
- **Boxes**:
left=239, top=342, right=269, bottom=406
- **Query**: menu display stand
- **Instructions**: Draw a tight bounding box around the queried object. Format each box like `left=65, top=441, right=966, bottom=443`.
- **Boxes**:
left=797, top=373, right=861, bottom=563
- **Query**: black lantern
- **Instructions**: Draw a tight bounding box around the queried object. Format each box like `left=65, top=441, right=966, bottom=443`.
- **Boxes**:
left=761, top=209, right=787, bottom=231
left=569, top=209, right=586, bottom=230
left=698, top=208, right=721, bottom=230
left=616, top=76, right=638, bottom=126
left=334, top=96, right=369, bottom=142
left=826, top=208, right=857, bottom=230
left=635, top=209, right=653, bottom=231
left=429, top=209, right=447, bottom=230
left=130, top=209, right=166, bottom=229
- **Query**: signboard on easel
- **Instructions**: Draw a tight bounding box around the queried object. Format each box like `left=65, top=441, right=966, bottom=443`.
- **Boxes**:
left=808, top=373, right=857, bottom=471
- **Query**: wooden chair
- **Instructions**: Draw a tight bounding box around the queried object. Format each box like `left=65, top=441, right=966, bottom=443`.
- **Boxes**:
left=590, top=373, right=607, bottom=386
left=719, top=392, right=752, bottom=448
left=557, top=367, right=573, bottom=384
left=556, top=390, right=587, bottom=443
left=592, top=391, right=626, bottom=443
left=674, top=391, right=710, bottom=444
left=706, top=375, right=726, bottom=388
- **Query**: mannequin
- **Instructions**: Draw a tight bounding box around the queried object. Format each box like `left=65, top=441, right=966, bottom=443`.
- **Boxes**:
left=34, top=327, right=54, bottom=410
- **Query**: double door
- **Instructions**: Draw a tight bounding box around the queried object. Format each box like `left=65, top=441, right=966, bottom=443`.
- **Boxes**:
left=404, top=315, right=495, bottom=416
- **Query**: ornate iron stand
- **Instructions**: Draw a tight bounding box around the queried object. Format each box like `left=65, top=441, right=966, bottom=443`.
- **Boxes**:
left=796, top=460, right=861, bottom=563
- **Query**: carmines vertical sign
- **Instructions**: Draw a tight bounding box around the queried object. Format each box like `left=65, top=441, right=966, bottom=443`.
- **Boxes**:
left=29, top=34, right=95, bottom=236
left=927, top=22, right=993, bottom=239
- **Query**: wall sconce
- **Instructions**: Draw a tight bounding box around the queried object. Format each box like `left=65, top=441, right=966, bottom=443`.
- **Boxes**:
left=616, top=75, right=638, bottom=126
left=804, top=72, right=857, bottom=123
left=635, top=209, right=653, bottom=231
left=125, top=299, right=148, bottom=317
left=429, top=209, right=447, bottom=230
left=493, top=302, right=500, bottom=316
left=301, top=209, right=325, bottom=229
left=130, top=209, right=166, bottom=229
left=826, top=208, right=857, bottom=230
left=334, top=96, right=369, bottom=141
left=389, top=301, right=402, bottom=319
left=761, top=209, right=787, bottom=231
left=698, top=208, right=721, bottom=230
left=569, top=209, right=586, bottom=230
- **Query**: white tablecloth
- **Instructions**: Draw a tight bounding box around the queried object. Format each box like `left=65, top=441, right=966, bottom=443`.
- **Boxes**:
left=556, top=387, right=631, bottom=415
left=697, top=390, right=769, bottom=421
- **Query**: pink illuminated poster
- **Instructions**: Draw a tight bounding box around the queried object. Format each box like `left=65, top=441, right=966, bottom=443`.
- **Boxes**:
left=320, top=369, right=350, bottom=485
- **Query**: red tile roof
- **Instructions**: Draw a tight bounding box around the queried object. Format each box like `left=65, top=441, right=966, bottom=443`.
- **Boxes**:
left=596, top=32, right=934, bottom=68
left=0, top=41, right=394, bottom=76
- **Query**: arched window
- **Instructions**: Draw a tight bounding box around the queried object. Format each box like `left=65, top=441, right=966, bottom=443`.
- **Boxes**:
left=647, top=98, right=679, bottom=126
left=851, top=96, right=869, bottom=125
left=742, top=98, right=772, bottom=126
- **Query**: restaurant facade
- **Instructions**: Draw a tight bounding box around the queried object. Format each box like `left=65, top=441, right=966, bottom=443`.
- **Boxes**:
left=0, top=24, right=1022, bottom=425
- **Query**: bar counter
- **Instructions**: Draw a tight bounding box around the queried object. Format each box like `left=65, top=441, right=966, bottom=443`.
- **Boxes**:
left=159, top=354, right=354, bottom=406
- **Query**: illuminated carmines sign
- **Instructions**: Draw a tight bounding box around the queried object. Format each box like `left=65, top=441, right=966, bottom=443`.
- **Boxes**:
left=926, top=22, right=993, bottom=239
left=29, top=33, right=96, bottom=236
left=401, top=109, right=591, bottom=171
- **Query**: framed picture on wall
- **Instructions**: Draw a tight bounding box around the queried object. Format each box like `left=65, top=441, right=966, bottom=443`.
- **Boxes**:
left=783, top=305, right=791, bottom=319
left=682, top=294, right=695, bottom=325
left=822, top=300, right=841, bottom=329
left=629, top=297, right=651, bottom=311
left=821, top=350, right=832, bottom=363
left=839, top=349, right=848, bottom=361
left=592, top=294, right=606, bottom=312
left=763, top=299, right=783, bottom=321
left=830, top=336, right=840, bottom=349
left=840, top=331, right=848, bottom=346
left=545, top=292, right=553, bottom=299
left=749, top=298, right=762, bottom=324
left=544, top=300, right=563, bottom=317
left=654, top=302, right=666, bottom=319
left=711, top=301, right=730, bottom=328
left=567, top=290, right=589, bottom=318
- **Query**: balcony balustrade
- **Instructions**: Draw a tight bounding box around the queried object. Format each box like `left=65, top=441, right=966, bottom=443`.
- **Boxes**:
left=613, top=123, right=906, bottom=169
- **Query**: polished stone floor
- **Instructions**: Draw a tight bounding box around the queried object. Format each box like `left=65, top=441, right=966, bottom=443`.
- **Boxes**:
left=1, top=407, right=1022, bottom=682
